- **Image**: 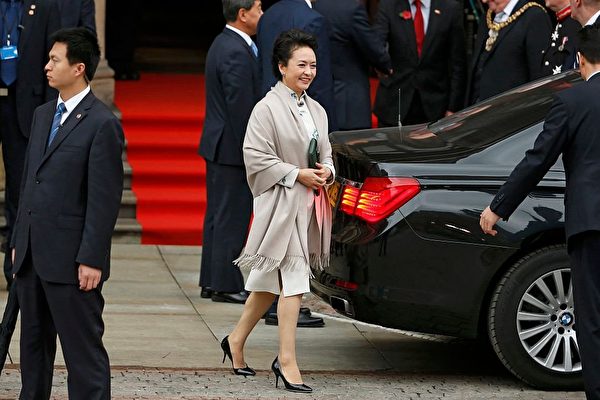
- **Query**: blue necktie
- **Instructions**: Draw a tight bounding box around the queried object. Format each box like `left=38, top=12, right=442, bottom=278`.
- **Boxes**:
left=47, top=103, right=67, bottom=147
left=1, top=0, right=20, bottom=86
left=250, top=41, right=258, bottom=58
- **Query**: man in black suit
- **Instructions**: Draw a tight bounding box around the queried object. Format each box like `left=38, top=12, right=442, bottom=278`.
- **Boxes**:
left=466, top=0, right=552, bottom=105
left=0, top=0, right=60, bottom=289
left=257, top=0, right=338, bottom=132
left=480, top=26, right=600, bottom=400
left=570, top=0, right=600, bottom=27
left=198, top=0, right=262, bottom=304
left=314, top=0, right=392, bottom=130
left=374, top=0, right=467, bottom=126
left=57, top=0, right=96, bottom=32
left=12, top=27, right=123, bottom=399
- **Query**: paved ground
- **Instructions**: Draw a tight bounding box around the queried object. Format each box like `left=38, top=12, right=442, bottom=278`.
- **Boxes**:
left=0, top=244, right=586, bottom=399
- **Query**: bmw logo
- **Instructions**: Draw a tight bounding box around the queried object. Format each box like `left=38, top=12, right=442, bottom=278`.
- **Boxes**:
left=560, top=312, right=573, bottom=326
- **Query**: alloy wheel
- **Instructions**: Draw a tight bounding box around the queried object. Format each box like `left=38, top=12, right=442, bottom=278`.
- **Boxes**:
left=516, top=268, right=581, bottom=373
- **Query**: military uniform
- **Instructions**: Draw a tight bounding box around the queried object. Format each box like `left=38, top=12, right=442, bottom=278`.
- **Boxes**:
left=542, top=12, right=580, bottom=75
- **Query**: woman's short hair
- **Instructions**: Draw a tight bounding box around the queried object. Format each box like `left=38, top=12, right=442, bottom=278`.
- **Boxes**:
left=271, top=29, right=318, bottom=81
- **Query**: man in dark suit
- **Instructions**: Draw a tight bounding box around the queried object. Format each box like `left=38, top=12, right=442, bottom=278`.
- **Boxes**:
left=11, top=27, right=123, bottom=399
left=466, top=0, right=552, bottom=105
left=257, top=0, right=338, bottom=132
left=480, top=26, right=600, bottom=400
left=570, top=0, right=600, bottom=27
left=0, top=0, right=60, bottom=289
left=198, top=0, right=262, bottom=304
left=374, top=0, right=467, bottom=126
left=314, top=0, right=392, bottom=130
left=57, top=0, right=96, bottom=32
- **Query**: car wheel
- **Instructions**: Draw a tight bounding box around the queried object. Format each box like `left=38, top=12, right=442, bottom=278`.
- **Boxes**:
left=488, top=245, right=583, bottom=389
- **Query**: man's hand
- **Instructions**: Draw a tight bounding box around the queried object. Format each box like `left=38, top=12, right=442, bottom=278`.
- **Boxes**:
left=480, top=206, right=501, bottom=236
left=445, top=110, right=454, bottom=117
left=78, top=264, right=102, bottom=291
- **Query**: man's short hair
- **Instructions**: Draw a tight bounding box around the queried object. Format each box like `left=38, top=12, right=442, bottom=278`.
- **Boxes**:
left=50, top=27, right=100, bottom=82
left=578, top=25, right=600, bottom=64
left=222, top=0, right=255, bottom=22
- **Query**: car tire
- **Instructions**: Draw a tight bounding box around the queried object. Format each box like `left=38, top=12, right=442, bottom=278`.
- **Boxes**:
left=488, top=245, right=583, bottom=390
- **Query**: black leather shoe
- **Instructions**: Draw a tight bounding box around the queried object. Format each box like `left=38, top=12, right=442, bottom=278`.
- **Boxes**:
left=300, top=307, right=311, bottom=316
left=262, top=307, right=311, bottom=319
left=211, top=291, right=249, bottom=304
left=265, top=312, right=325, bottom=327
left=200, top=287, right=213, bottom=299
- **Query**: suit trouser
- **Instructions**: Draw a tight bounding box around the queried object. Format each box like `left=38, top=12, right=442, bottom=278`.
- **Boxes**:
left=199, top=161, right=252, bottom=292
left=0, top=90, right=28, bottom=284
left=568, top=230, right=600, bottom=400
left=16, top=250, right=110, bottom=400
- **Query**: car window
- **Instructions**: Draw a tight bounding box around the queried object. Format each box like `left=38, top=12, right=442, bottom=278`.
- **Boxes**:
left=428, top=71, right=582, bottom=150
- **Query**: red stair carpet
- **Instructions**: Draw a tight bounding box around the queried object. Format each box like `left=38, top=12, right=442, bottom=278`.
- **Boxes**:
left=115, top=73, right=206, bottom=245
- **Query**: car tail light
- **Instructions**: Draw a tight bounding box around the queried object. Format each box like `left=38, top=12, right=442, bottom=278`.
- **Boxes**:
left=334, top=279, right=359, bottom=291
left=339, top=177, right=420, bottom=223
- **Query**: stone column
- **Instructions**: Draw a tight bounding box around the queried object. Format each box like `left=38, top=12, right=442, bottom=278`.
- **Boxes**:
left=91, top=0, right=120, bottom=117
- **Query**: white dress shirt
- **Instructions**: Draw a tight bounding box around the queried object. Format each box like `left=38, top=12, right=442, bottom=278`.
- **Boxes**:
left=304, top=0, right=312, bottom=8
left=494, top=0, right=520, bottom=22
left=225, top=24, right=257, bottom=51
left=587, top=70, right=600, bottom=81
left=585, top=10, right=600, bottom=25
left=57, top=85, right=91, bottom=125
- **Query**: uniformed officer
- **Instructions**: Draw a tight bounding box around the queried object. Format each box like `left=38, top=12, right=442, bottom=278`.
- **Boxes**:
left=542, top=0, right=582, bottom=74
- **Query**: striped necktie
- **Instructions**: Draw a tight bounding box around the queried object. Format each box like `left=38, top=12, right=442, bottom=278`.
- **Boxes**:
left=47, top=103, right=67, bottom=147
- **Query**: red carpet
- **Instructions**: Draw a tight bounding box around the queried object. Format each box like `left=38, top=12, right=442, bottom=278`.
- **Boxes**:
left=115, top=73, right=206, bottom=245
left=115, top=73, right=380, bottom=245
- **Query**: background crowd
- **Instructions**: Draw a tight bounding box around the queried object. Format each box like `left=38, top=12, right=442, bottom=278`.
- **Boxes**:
left=199, top=0, right=600, bottom=314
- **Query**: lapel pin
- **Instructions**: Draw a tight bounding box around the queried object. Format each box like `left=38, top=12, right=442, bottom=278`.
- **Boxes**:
left=76, top=113, right=82, bottom=119
left=28, top=10, right=34, bottom=15
left=434, top=9, right=441, bottom=14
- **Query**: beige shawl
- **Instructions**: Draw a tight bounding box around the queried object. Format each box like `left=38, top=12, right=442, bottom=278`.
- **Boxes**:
left=234, top=81, right=333, bottom=274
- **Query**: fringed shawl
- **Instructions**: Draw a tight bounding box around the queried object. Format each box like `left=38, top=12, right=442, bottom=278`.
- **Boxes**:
left=234, top=81, right=333, bottom=275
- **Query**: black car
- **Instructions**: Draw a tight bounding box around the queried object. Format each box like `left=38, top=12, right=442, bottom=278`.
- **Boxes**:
left=312, top=71, right=583, bottom=390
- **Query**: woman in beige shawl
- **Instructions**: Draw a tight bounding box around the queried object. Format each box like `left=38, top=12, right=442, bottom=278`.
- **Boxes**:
left=220, top=30, right=334, bottom=393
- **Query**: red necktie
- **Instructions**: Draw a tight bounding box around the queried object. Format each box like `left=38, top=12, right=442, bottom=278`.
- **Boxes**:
left=413, top=0, right=425, bottom=57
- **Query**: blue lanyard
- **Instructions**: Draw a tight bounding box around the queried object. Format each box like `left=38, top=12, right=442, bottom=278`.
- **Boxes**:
left=0, top=1, right=22, bottom=47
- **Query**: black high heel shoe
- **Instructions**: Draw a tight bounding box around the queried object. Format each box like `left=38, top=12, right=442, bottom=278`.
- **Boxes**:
left=220, top=336, right=256, bottom=376
left=271, top=357, right=312, bottom=393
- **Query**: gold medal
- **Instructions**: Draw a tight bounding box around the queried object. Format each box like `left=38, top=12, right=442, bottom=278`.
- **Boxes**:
left=485, top=30, right=498, bottom=51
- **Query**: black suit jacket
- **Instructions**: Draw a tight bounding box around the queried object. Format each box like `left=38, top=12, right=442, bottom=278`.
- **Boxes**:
left=314, top=0, right=391, bottom=130
left=57, top=0, right=96, bottom=32
left=198, top=28, right=261, bottom=166
left=491, top=73, right=600, bottom=240
left=466, top=0, right=551, bottom=105
left=16, top=0, right=61, bottom=138
left=373, top=0, right=467, bottom=125
left=11, top=92, right=124, bottom=284
left=257, top=0, right=338, bottom=132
